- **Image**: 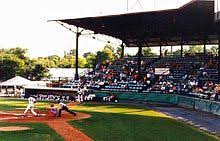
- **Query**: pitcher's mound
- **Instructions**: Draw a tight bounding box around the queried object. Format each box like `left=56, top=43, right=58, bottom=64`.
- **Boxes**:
left=0, top=126, right=30, bottom=131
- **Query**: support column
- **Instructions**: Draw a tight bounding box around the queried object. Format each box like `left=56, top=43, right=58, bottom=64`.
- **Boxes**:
left=74, top=27, right=80, bottom=80
left=171, top=46, right=173, bottom=56
left=137, top=46, right=142, bottom=81
left=218, top=37, right=220, bottom=83
left=159, top=40, right=162, bottom=58
left=160, top=46, right=162, bottom=58
left=203, top=38, right=206, bottom=54
left=180, top=40, right=183, bottom=57
left=121, top=42, right=124, bottom=59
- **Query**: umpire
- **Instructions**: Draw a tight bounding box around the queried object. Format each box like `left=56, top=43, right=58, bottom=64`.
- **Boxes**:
left=57, top=100, right=77, bottom=117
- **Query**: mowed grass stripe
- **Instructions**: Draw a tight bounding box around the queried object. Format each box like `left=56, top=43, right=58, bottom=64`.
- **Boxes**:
left=70, top=103, right=220, bottom=141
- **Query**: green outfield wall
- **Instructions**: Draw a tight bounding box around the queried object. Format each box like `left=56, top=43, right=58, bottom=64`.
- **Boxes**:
left=95, top=91, right=220, bottom=116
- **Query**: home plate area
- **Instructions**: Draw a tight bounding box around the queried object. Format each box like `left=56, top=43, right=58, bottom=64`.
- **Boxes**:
left=0, top=110, right=92, bottom=141
left=0, top=109, right=91, bottom=122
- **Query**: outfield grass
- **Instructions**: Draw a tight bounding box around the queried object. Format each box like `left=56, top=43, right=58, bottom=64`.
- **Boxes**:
left=70, top=103, right=220, bottom=141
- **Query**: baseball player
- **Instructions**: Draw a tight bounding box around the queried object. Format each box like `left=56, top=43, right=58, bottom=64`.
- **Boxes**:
left=23, top=95, right=39, bottom=116
left=57, top=100, right=76, bottom=117
left=49, top=102, right=58, bottom=117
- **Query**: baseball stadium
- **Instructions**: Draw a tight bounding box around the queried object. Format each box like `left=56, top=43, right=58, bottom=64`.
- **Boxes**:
left=1, top=0, right=220, bottom=141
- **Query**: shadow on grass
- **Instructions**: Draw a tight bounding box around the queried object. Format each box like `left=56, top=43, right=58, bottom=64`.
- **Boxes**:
left=70, top=104, right=220, bottom=141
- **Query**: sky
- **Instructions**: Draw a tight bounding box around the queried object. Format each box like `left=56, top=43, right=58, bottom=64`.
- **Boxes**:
left=0, top=0, right=197, bottom=58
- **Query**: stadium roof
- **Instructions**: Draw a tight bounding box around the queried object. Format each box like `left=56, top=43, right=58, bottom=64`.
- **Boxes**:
left=55, top=0, right=218, bottom=47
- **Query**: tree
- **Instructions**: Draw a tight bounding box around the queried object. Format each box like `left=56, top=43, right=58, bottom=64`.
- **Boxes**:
left=0, top=53, right=26, bottom=81
left=209, top=46, right=218, bottom=56
left=173, top=45, right=204, bottom=56
left=115, top=46, right=122, bottom=59
left=185, top=45, right=203, bottom=55
left=78, top=57, right=87, bottom=68
left=173, top=48, right=188, bottom=56
left=142, top=47, right=156, bottom=57
left=37, top=58, right=56, bottom=68
left=85, top=53, right=96, bottom=68
left=104, top=44, right=115, bottom=53
left=1, top=47, right=28, bottom=60
left=48, top=55, right=60, bottom=66
left=58, top=55, right=75, bottom=68
left=83, top=52, right=93, bottom=58
left=91, top=45, right=116, bottom=65
left=29, top=62, right=51, bottom=81
left=65, top=49, right=76, bottom=56
left=102, top=45, right=116, bottom=61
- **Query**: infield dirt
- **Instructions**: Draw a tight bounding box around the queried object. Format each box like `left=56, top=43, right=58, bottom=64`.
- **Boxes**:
left=0, top=102, right=92, bottom=141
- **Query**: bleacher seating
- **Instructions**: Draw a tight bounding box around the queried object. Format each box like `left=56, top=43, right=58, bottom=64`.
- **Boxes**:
left=62, top=54, right=219, bottom=101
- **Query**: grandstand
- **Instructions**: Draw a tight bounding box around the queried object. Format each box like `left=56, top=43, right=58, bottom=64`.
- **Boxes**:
left=54, top=0, right=219, bottom=101
left=53, top=0, right=220, bottom=82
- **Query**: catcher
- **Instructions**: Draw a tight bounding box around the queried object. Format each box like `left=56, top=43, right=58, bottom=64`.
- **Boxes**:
left=46, top=102, right=58, bottom=117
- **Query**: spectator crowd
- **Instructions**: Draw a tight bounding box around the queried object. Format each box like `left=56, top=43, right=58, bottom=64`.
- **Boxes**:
left=68, top=53, right=220, bottom=101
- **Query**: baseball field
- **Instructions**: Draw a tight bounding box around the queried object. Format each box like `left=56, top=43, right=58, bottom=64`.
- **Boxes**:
left=0, top=97, right=219, bottom=141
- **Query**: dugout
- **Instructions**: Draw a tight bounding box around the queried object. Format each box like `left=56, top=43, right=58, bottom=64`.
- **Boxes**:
left=24, top=87, right=78, bottom=98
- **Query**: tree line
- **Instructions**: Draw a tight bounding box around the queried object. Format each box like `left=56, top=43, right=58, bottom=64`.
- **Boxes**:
left=0, top=45, right=128, bottom=81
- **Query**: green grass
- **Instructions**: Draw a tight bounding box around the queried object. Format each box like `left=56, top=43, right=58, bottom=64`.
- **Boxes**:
left=0, top=98, right=219, bottom=141
left=0, top=122, right=64, bottom=141
left=0, top=98, right=64, bottom=141
left=70, top=103, right=220, bottom=141
left=0, top=97, right=54, bottom=110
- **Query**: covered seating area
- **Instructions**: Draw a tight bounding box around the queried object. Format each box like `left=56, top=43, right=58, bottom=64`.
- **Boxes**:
left=53, top=0, right=220, bottom=82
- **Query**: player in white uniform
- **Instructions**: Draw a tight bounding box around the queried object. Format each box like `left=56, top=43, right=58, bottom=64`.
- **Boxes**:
left=23, top=96, right=39, bottom=116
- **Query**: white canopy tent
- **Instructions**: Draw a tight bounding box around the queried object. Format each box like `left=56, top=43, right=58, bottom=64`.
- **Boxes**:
left=0, top=76, right=33, bottom=87
left=0, top=76, right=34, bottom=96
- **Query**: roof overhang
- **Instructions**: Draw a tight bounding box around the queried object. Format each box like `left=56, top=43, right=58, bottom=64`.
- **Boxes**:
left=54, top=0, right=217, bottom=47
